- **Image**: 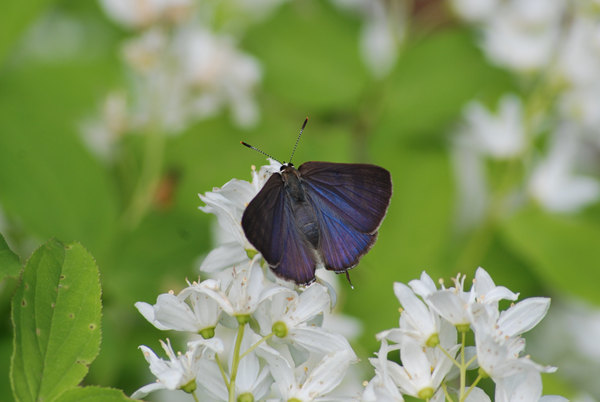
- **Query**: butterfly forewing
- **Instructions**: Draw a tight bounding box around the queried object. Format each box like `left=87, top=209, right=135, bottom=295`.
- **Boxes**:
left=300, top=162, right=392, bottom=272
left=299, top=162, right=392, bottom=234
left=241, top=173, right=317, bottom=284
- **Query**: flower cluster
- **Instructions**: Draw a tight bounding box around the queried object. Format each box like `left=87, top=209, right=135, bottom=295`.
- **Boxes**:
left=132, top=161, right=359, bottom=401
left=331, top=0, right=407, bottom=78
left=133, top=163, right=564, bottom=401
left=82, top=0, right=279, bottom=160
left=450, top=0, right=600, bottom=223
left=363, top=267, right=564, bottom=402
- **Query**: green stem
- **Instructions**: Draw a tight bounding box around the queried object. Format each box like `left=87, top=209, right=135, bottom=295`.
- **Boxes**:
left=192, top=391, right=200, bottom=402
left=240, top=333, right=273, bottom=360
left=441, top=382, right=453, bottom=402
left=215, top=354, right=230, bottom=388
left=121, top=129, right=165, bottom=229
left=436, top=343, right=460, bottom=368
left=463, top=374, right=483, bottom=401
left=228, top=323, right=246, bottom=402
left=459, top=331, right=466, bottom=401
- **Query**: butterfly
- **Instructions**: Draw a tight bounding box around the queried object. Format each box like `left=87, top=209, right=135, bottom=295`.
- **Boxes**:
left=241, top=118, right=392, bottom=286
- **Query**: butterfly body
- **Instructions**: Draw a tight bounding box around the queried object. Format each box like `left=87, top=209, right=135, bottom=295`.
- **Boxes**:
left=242, top=161, right=392, bottom=285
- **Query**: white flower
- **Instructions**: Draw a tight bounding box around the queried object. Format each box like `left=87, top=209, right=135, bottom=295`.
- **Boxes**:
left=379, top=282, right=440, bottom=347
left=419, top=273, right=472, bottom=327
left=135, top=279, right=223, bottom=336
left=410, top=269, right=518, bottom=331
left=494, top=369, right=554, bottom=402
left=255, top=283, right=355, bottom=355
left=557, top=15, right=600, bottom=87
left=233, top=329, right=273, bottom=401
left=369, top=338, right=455, bottom=400
left=122, top=28, right=167, bottom=74
left=464, top=387, right=491, bottom=402
left=79, top=91, right=128, bottom=161
left=470, top=298, right=555, bottom=381
left=481, top=0, right=564, bottom=72
left=259, top=347, right=357, bottom=401
left=407, top=271, right=440, bottom=298
left=257, top=283, right=330, bottom=332
left=176, top=27, right=262, bottom=127
left=459, top=95, right=526, bottom=159
left=100, top=0, right=193, bottom=29
left=529, top=127, right=600, bottom=212
left=363, top=339, right=405, bottom=402
left=131, top=337, right=223, bottom=399
left=195, top=328, right=272, bottom=401
left=331, top=0, right=406, bottom=78
left=470, top=267, right=519, bottom=306
left=200, top=257, right=288, bottom=317
left=450, top=0, right=498, bottom=23
left=199, top=161, right=280, bottom=273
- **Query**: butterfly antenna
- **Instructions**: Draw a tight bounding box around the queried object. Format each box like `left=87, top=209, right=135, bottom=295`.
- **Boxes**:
left=289, top=117, right=308, bottom=164
left=240, top=141, right=283, bottom=164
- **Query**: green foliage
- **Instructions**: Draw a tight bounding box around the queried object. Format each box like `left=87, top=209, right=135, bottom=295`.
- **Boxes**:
left=10, top=240, right=101, bottom=402
left=56, top=386, right=132, bottom=402
left=502, top=208, right=600, bottom=304
left=0, top=0, right=57, bottom=64
left=0, top=234, right=21, bottom=280
left=244, top=1, right=368, bottom=111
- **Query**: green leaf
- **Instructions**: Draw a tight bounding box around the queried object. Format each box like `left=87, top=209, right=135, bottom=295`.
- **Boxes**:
left=0, top=0, right=57, bottom=64
left=56, top=386, right=132, bottom=402
left=377, top=28, right=512, bottom=140
left=502, top=208, right=600, bottom=304
left=0, top=61, right=119, bottom=255
left=244, top=1, right=368, bottom=111
left=11, top=239, right=102, bottom=402
left=0, top=233, right=21, bottom=280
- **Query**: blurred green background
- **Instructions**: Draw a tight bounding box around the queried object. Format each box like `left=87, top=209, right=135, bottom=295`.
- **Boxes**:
left=1, top=0, right=600, bottom=400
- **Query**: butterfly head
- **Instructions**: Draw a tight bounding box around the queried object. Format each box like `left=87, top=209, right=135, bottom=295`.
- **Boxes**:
left=279, top=162, right=295, bottom=171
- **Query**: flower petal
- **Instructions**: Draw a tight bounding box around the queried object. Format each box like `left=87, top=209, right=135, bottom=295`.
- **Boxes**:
left=498, top=297, right=550, bottom=337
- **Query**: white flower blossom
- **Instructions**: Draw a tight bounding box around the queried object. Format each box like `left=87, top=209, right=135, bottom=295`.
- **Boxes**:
left=135, top=290, right=219, bottom=335
left=471, top=267, right=519, bottom=306
left=363, top=339, right=405, bottom=402
left=132, top=337, right=223, bottom=399
left=200, top=257, right=288, bottom=317
left=459, top=95, right=526, bottom=159
left=195, top=328, right=272, bottom=401
left=365, top=268, right=561, bottom=401
left=331, top=0, right=406, bottom=78
left=529, top=127, right=600, bottom=212
left=378, top=282, right=440, bottom=347
left=450, top=0, right=498, bottom=23
left=135, top=279, right=223, bottom=336
left=470, top=299, right=556, bottom=381
left=100, top=0, right=193, bottom=29
left=259, top=347, right=357, bottom=401
left=199, top=160, right=280, bottom=273
left=175, top=27, right=262, bottom=127
left=481, top=0, right=564, bottom=72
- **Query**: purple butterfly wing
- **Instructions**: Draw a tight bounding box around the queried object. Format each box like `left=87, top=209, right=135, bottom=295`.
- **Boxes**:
left=241, top=173, right=317, bottom=284
left=299, top=161, right=392, bottom=271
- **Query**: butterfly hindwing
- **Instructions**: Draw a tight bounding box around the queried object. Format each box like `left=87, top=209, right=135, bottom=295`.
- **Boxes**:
left=241, top=173, right=317, bottom=284
left=299, top=162, right=392, bottom=271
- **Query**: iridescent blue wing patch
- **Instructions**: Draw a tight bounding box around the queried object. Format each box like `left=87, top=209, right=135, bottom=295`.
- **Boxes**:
left=299, top=162, right=392, bottom=272
left=241, top=173, right=317, bottom=284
